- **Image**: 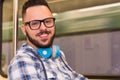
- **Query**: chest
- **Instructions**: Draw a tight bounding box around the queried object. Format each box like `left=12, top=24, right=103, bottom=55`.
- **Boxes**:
left=41, top=58, right=73, bottom=80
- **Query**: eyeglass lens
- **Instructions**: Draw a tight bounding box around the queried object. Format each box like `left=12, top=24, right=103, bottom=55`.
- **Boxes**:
left=25, top=18, right=55, bottom=30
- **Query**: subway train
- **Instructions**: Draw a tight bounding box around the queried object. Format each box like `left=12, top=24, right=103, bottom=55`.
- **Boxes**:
left=0, top=0, right=120, bottom=80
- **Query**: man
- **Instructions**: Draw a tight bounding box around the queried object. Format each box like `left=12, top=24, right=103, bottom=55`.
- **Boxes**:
left=8, top=0, right=88, bottom=80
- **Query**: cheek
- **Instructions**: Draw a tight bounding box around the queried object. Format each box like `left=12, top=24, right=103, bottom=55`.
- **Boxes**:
left=29, top=31, right=37, bottom=37
left=26, top=29, right=37, bottom=38
left=51, top=28, right=55, bottom=34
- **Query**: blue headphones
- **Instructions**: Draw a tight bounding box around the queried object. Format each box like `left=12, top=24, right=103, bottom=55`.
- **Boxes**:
left=35, top=45, right=72, bottom=80
left=37, top=45, right=61, bottom=59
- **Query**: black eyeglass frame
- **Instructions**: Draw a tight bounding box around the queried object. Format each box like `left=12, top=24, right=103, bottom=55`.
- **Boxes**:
left=24, top=17, right=56, bottom=30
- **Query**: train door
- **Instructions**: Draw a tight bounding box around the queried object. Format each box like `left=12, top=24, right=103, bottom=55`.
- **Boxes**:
left=0, top=0, right=20, bottom=78
left=0, top=0, right=8, bottom=78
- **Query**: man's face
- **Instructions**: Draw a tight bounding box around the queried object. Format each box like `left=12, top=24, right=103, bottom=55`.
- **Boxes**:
left=21, top=6, right=55, bottom=48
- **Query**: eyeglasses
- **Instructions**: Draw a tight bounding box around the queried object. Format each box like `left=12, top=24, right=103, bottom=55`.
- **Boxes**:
left=24, top=17, right=55, bottom=30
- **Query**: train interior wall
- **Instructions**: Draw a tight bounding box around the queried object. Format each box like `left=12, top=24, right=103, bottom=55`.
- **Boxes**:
left=53, top=30, right=120, bottom=76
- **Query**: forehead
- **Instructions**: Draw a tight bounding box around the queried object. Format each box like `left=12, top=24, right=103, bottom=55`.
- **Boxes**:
left=24, top=5, right=53, bottom=21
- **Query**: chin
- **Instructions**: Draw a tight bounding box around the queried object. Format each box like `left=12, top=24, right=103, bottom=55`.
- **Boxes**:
left=38, top=42, right=52, bottom=48
left=39, top=44, right=51, bottom=48
left=41, top=39, right=54, bottom=48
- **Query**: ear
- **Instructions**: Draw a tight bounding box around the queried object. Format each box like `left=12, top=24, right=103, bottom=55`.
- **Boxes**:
left=20, top=24, right=26, bottom=36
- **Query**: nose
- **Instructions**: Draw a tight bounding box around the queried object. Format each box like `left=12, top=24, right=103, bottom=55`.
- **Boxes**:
left=40, top=22, right=46, bottom=30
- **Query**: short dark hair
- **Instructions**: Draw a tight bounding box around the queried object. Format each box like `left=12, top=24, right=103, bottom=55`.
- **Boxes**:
left=22, top=0, right=51, bottom=19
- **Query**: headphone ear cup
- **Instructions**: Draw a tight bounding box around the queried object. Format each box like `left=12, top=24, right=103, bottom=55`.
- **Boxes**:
left=52, top=45, right=61, bottom=58
left=37, top=45, right=61, bottom=59
left=37, top=48, right=52, bottom=59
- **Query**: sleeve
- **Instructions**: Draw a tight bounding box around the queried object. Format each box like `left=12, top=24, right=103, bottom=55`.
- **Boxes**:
left=8, top=54, right=42, bottom=80
left=60, top=50, right=88, bottom=80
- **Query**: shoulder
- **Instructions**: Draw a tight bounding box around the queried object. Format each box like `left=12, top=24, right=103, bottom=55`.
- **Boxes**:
left=9, top=49, right=38, bottom=67
left=8, top=50, right=42, bottom=79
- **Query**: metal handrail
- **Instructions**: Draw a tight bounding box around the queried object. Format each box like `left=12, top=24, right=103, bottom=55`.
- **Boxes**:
left=13, top=0, right=18, bottom=56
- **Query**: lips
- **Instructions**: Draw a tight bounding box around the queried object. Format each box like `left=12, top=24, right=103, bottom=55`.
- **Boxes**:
left=36, top=30, right=50, bottom=41
left=40, top=33, right=48, bottom=40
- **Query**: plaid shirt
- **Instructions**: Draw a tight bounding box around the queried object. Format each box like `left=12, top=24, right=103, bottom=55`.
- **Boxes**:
left=8, top=43, right=88, bottom=80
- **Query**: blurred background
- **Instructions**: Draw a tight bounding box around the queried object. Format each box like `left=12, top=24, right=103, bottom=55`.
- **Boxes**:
left=1, top=0, right=120, bottom=80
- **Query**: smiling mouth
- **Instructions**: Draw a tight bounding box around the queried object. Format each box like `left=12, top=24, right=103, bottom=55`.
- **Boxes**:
left=40, top=33, right=48, bottom=38
left=36, top=30, right=51, bottom=41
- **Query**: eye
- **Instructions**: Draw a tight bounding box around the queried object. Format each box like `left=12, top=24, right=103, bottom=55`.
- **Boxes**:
left=30, top=20, right=40, bottom=26
left=44, top=19, right=53, bottom=24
